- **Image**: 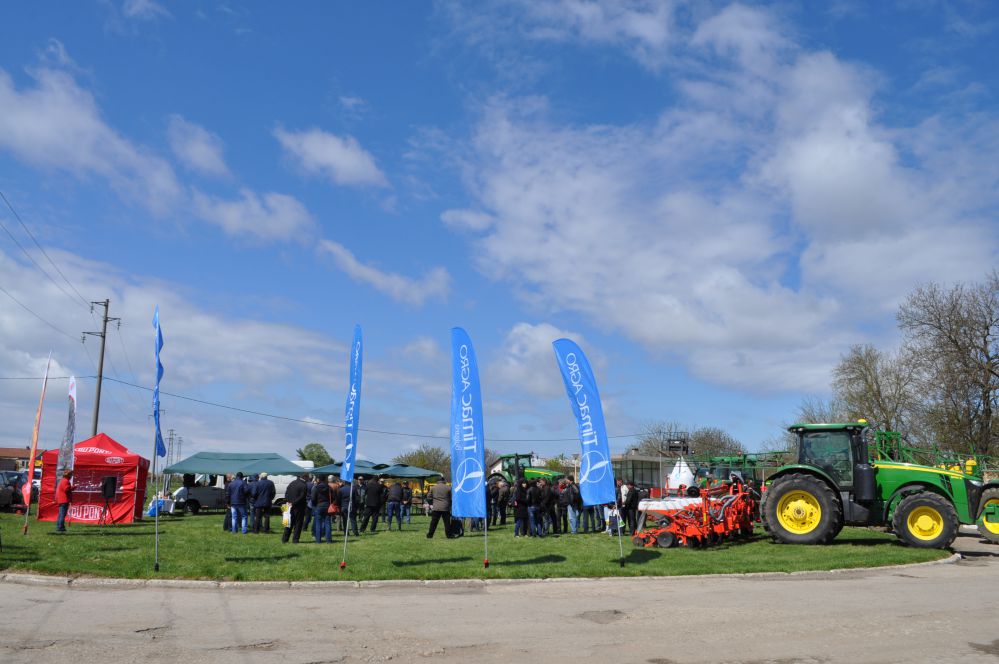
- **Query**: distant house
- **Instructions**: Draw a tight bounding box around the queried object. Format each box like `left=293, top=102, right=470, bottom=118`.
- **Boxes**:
left=0, top=446, right=32, bottom=471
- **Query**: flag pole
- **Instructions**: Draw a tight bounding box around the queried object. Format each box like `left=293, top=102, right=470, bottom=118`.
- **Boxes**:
left=340, top=486, right=353, bottom=570
left=616, top=510, right=625, bottom=567
left=23, top=352, right=52, bottom=535
left=483, top=511, right=489, bottom=569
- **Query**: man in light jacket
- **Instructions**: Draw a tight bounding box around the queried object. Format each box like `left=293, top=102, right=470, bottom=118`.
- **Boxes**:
left=426, top=481, right=453, bottom=539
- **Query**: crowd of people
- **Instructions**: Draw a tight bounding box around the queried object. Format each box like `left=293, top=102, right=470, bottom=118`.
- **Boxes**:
left=218, top=471, right=655, bottom=544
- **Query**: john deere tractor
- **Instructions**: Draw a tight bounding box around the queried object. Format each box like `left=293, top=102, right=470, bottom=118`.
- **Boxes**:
left=488, top=453, right=565, bottom=485
left=763, top=422, right=999, bottom=549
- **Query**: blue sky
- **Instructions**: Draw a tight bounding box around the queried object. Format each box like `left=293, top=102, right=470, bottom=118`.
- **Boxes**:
left=1, top=1, right=997, bottom=463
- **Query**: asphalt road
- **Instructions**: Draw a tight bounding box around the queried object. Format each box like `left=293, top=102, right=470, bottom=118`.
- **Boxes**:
left=1, top=532, right=997, bottom=664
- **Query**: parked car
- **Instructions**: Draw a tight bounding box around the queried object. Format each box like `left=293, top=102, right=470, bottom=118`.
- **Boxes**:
left=0, top=470, right=36, bottom=502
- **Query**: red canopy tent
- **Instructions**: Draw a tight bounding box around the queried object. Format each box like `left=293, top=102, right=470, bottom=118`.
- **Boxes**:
left=38, top=433, right=150, bottom=524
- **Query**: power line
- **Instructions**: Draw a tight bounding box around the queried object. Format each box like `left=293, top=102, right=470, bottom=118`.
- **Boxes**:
left=0, top=283, right=79, bottom=341
left=0, top=190, right=91, bottom=308
left=100, top=376, right=640, bottom=443
left=1, top=372, right=644, bottom=443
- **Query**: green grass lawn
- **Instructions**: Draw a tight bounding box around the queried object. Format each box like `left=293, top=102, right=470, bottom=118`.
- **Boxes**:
left=0, top=511, right=949, bottom=581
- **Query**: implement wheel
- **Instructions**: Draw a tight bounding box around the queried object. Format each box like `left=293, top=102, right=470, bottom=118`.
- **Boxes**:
left=892, top=492, right=958, bottom=549
left=763, top=473, right=841, bottom=545
left=655, top=531, right=677, bottom=549
left=976, top=488, right=999, bottom=544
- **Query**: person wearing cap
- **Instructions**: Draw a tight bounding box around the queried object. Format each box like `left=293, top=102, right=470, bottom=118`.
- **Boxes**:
left=252, top=472, right=276, bottom=534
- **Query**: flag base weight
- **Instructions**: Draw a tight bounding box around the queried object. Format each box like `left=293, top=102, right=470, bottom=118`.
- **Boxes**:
left=339, top=561, right=346, bottom=570
left=483, top=559, right=489, bottom=568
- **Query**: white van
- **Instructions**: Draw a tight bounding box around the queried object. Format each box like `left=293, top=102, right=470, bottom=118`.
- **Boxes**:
left=270, top=460, right=314, bottom=506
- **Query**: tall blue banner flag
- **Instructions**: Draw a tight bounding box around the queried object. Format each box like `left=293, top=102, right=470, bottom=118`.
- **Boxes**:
left=152, top=307, right=166, bottom=457
left=552, top=338, right=615, bottom=506
left=449, top=327, right=486, bottom=518
left=340, top=325, right=363, bottom=483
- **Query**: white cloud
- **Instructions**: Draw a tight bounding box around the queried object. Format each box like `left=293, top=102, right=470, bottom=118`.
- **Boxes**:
left=441, top=3, right=999, bottom=393
left=0, top=67, right=182, bottom=215
left=167, top=115, right=230, bottom=178
left=274, top=127, right=388, bottom=188
left=192, top=188, right=314, bottom=241
left=441, top=208, right=495, bottom=231
left=487, top=322, right=584, bottom=398
left=317, top=240, right=450, bottom=306
left=122, top=0, right=170, bottom=21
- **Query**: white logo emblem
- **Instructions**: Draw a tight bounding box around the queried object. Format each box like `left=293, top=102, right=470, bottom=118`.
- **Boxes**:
left=579, top=450, right=609, bottom=485
left=453, top=458, right=484, bottom=494
left=105, top=457, right=124, bottom=465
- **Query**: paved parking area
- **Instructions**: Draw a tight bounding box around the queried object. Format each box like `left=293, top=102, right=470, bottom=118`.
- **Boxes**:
left=1, top=532, right=997, bottom=663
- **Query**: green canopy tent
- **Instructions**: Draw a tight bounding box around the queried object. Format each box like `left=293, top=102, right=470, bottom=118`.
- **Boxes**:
left=311, top=459, right=389, bottom=477
left=379, top=463, right=444, bottom=480
left=163, top=452, right=304, bottom=476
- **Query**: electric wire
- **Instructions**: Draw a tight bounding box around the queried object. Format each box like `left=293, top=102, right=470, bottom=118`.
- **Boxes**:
left=0, top=190, right=91, bottom=308
left=2, top=372, right=642, bottom=443
left=0, top=284, right=79, bottom=342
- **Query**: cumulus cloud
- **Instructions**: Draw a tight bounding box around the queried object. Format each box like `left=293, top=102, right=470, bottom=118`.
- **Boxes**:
left=317, top=240, right=450, bottom=306
left=442, top=3, right=999, bottom=392
left=122, top=0, right=170, bottom=21
left=167, top=115, right=230, bottom=178
left=192, top=188, right=314, bottom=241
left=274, top=127, right=388, bottom=188
left=488, top=322, right=585, bottom=398
left=0, top=67, right=182, bottom=215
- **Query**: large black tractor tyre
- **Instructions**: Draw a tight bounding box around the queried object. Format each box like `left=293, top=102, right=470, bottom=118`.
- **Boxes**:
left=892, top=492, right=958, bottom=549
left=762, top=473, right=842, bottom=545
left=976, top=487, right=999, bottom=544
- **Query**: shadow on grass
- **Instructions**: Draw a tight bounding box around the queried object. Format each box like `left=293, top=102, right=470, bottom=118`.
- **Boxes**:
left=94, top=546, right=140, bottom=553
left=490, top=554, right=566, bottom=567
left=959, top=549, right=999, bottom=558
left=623, top=548, right=661, bottom=564
left=55, top=530, right=154, bottom=537
left=391, top=556, right=474, bottom=567
left=225, top=552, right=302, bottom=563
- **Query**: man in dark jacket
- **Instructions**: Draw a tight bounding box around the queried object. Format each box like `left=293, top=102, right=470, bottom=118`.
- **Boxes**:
left=385, top=479, right=404, bottom=530
left=624, top=480, right=642, bottom=535
left=401, top=481, right=413, bottom=524
left=359, top=476, right=383, bottom=532
left=339, top=479, right=360, bottom=536
left=252, top=472, right=276, bottom=533
left=426, top=481, right=452, bottom=538
left=281, top=473, right=310, bottom=543
left=497, top=480, right=510, bottom=526
left=227, top=472, right=249, bottom=534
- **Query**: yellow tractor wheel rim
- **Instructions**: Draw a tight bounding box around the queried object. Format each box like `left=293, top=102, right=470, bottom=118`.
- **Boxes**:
left=776, top=490, right=822, bottom=534
left=907, top=506, right=944, bottom=541
left=981, top=498, right=999, bottom=535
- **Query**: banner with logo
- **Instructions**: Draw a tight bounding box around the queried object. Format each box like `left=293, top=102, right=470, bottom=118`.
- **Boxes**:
left=450, top=327, right=485, bottom=518
left=23, top=352, right=52, bottom=527
left=152, top=307, right=166, bottom=458
left=340, top=324, right=363, bottom=483
left=552, top=338, right=616, bottom=506
left=56, top=375, right=77, bottom=478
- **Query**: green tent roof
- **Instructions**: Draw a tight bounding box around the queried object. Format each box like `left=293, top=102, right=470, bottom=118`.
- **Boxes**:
left=163, top=451, right=304, bottom=476
left=309, top=460, right=442, bottom=480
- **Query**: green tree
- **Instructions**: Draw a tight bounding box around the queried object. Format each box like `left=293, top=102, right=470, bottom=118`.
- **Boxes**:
left=296, top=443, right=333, bottom=467
left=393, top=444, right=451, bottom=481
left=635, top=420, right=688, bottom=456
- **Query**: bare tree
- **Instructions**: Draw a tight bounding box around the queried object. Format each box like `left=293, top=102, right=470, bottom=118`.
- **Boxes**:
left=635, top=420, right=687, bottom=457
left=393, top=444, right=451, bottom=481
left=898, top=272, right=999, bottom=455
left=832, top=344, right=921, bottom=433
left=689, top=426, right=745, bottom=457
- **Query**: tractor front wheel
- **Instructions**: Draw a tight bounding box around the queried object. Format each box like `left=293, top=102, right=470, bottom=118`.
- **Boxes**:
left=975, top=487, right=999, bottom=544
left=763, top=473, right=841, bottom=545
left=892, top=492, right=958, bottom=549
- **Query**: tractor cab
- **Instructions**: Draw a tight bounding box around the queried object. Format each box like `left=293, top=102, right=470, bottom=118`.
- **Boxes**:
left=789, top=422, right=877, bottom=502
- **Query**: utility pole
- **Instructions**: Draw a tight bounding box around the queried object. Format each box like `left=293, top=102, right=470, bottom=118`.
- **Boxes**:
left=166, top=429, right=176, bottom=467
left=83, top=299, right=119, bottom=438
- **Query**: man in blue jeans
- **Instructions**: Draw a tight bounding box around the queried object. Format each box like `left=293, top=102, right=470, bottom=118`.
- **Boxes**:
left=226, top=472, right=249, bottom=534
left=401, top=481, right=413, bottom=524
left=564, top=476, right=581, bottom=534
left=385, top=479, right=404, bottom=530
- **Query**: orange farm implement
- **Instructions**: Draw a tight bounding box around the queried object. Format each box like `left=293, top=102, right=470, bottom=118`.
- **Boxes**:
left=632, top=483, right=758, bottom=549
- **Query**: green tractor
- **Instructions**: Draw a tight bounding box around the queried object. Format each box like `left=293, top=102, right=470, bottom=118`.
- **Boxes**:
left=763, top=422, right=999, bottom=549
left=488, top=453, right=565, bottom=485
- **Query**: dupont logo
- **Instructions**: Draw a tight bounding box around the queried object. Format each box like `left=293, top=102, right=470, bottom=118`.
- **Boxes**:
left=105, top=456, right=124, bottom=465
left=78, top=447, right=110, bottom=454
left=69, top=504, right=102, bottom=521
